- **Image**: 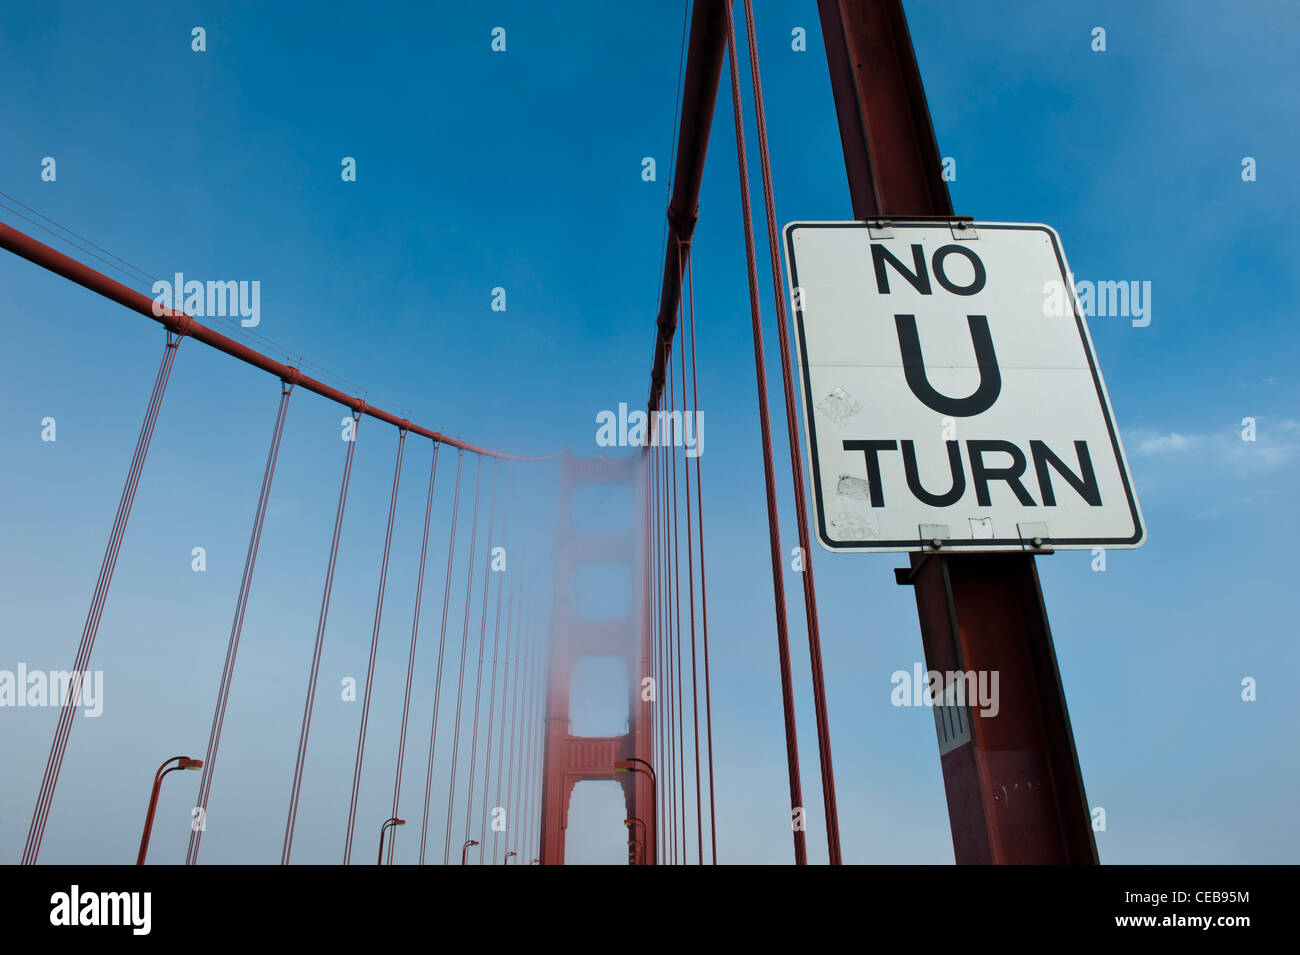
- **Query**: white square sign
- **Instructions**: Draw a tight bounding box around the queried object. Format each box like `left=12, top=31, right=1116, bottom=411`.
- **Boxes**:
left=784, top=221, right=1144, bottom=553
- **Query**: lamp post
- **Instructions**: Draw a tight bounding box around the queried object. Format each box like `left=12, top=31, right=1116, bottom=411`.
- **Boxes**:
left=502, top=850, right=517, bottom=865
left=461, top=839, right=479, bottom=865
left=377, top=817, right=405, bottom=865
left=624, top=816, right=647, bottom=865
left=136, top=756, right=202, bottom=865
left=613, top=758, right=656, bottom=865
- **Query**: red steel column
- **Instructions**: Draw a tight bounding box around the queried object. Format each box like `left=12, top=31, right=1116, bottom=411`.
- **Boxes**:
left=817, top=0, right=1098, bottom=864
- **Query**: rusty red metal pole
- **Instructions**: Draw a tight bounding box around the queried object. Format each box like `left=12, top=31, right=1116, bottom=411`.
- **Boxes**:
left=136, top=756, right=201, bottom=865
left=817, top=0, right=1098, bottom=864
left=377, top=817, right=404, bottom=865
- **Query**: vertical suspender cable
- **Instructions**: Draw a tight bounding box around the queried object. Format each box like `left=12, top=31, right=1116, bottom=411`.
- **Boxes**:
left=443, top=456, right=485, bottom=863
left=648, top=443, right=657, bottom=862
left=668, top=352, right=689, bottom=863
left=23, top=332, right=182, bottom=865
left=723, top=0, right=808, bottom=865
left=489, top=550, right=522, bottom=863
left=659, top=387, right=678, bottom=864
left=685, top=250, right=719, bottom=864
left=418, top=451, right=465, bottom=864
left=522, top=610, right=544, bottom=860
left=664, top=433, right=679, bottom=864
left=187, top=379, right=295, bottom=865
left=677, top=239, right=705, bottom=864
left=343, top=429, right=407, bottom=863
left=385, top=442, right=440, bottom=863
left=460, top=459, right=498, bottom=856
left=657, top=441, right=667, bottom=866
left=509, top=613, right=533, bottom=861
left=282, top=408, right=362, bottom=863
left=650, top=444, right=665, bottom=864
left=670, top=343, right=691, bottom=857
left=514, top=614, right=533, bottom=859
left=741, top=0, right=842, bottom=865
left=502, top=570, right=527, bottom=862
left=478, top=464, right=512, bottom=859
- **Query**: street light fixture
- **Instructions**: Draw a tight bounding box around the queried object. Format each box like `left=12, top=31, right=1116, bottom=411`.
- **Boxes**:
left=377, top=817, right=405, bottom=865
left=613, top=758, right=656, bottom=865
left=502, top=850, right=517, bottom=865
left=624, top=816, right=647, bottom=865
left=136, top=755, right=202, bottom=865
left=461, top=839, right=480, bottom=865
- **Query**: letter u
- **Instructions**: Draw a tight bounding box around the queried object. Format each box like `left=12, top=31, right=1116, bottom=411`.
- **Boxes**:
left=894, top=314, right=1001, bottom=416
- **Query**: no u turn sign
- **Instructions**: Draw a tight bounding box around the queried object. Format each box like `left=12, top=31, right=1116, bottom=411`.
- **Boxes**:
left=783, top=220, right=1145, bottom=553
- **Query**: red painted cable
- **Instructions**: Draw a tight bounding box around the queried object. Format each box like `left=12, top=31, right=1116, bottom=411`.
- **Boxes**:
left=647, top=444, right=659, bottom=863
left=515, top=616, right=536, bottom=861
left=741, top=0, right=843, bottom=865
left=442, top=457, right=485, bottom=864
left=677, top=240, right=705, bottom=864
left=723, top=1, right=808, bottom=865
left=502, top=569, right=527, bottom=863
left=654, top=445, right=666, bottom=865
left=515, top=616, right=535, bottom=859
left=187, top=381, right=295, bottom=865
left=668, top=354, right=688, bottom=863
left=659, top=383, right=677, bottom=864
left=419, top=451, right=466, bottom=864
left=656, top=400, right=668, bottom=864
left=490, top=555, right=522, bottom=864
left=476, top=465, right=512, bottom=859
left=524, top=612, right=546, bottom=860
left=460, top=461, right=499, bottom=859
left=282, top=409, right=362, bottom=864
left=32, top=339, right=179, bottom=859
left=526, top=612, right=545, bottom=861
left=343, top=430, right=408, bottom=864
left=387, top=442, right=440, bottom=863
left=23, top=334, right=181, bottom=864
left=649, top=443, right=659, bottom=862
left=28, top=337, right=178, bottom=861
left=686, top=249, right=719, bottom=864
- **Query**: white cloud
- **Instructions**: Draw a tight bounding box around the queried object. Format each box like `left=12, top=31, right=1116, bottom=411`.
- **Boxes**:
left=1126, top=421, right=1300, bottom=478
left=1131, top=431, right=1202, bottom=455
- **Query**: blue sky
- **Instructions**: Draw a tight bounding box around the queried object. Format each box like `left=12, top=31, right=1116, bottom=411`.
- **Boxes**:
left=1, top=0, right=1297, bottom=865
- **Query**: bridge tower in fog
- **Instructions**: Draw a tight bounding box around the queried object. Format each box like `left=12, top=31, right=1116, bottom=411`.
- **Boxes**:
left=537, top=454, right=654, bottom=864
